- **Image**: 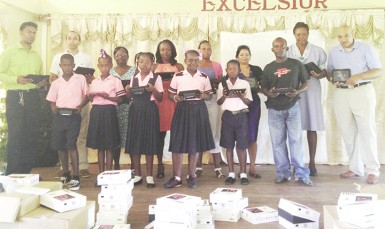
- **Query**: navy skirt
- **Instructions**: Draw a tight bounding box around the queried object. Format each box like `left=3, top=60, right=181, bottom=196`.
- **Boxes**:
left=125, top=101, right=159, bottom=155
left=169, top=100, right=215, bottom=154
left=87, top=105, right=120, bottom=150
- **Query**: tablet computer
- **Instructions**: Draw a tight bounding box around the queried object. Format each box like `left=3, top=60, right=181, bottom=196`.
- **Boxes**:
left=25, top=74, right=49, bottom=84
left=157, top=72, right=174, bottom=81
left=210, top=79, right=220, bottom=91
left=130, top=86, right=148, bottom=95
left=228, top=88, right=246, bottom=97
left=271, top=87, right=295, bottom=94
left=304, top=62, right=322, bottom=74
left=332, top=69, right=351, bottom=83
left=178, top=89, right=200, bottom=99
left=74, top=67, right=95, bottom=75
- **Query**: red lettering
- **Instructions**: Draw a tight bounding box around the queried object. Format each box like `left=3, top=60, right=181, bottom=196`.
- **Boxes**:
left=278, top=0, right=290, bottom=10
left=247, top=0, right=262, bottom=10
left=263, top=0, right=276, bottom=10
left=234, top=0, right=246, bottom=11
left=299, top=0, right=312, bottom=9
left=202, top=0, right=216, bottom=11
left=315, top=0, right=328, bottom=9
left=292, top=0, right=298, bottom=9
left=217, top=0, right=231, bottom=11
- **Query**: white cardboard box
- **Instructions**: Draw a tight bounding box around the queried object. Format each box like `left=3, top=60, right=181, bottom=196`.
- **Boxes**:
left=34, top=181, right=63, bottom=192
left=8, top=174, right=39, bottom=186
left=0, top=196, right=21, bottom=222
left=96, top=210, right=128, bottom=225
left=18, top=201, right=95, bottom=229
left=241, top=206, right=278, bottom=224
left=40, top=189, right=87, bottom=213
left=97, top=170, right=132, bottom=186
left=98, top=196, right=133, bottom=212
left=93, top=224, right=131, bottom=229
left=337, top=200, right=385, bottom=228
left=197, top=205, right=213, bottom=225
left=98, top=192, right=132, bottom=204
left=100, top=180, right=134, bottom=194
left=0, top=192, right=40, bottom=218
left=324, top=205, right=365, bottom=229
left=156, top=193, right=202, bottom=210
left=278, top=198, right=320, bottom=223
left=337, top=192, right=377, bottom=206
left=16, top=186, right=50, bottom=195
left=209, top=188, right=242, bottom=203
left=155, top=207, right=196, bottom=224
left=279, top=216, right=319, bottom=229
left=212, top=209, right=241, bottom=222
left=212, top=197, right=248, bottom=211
left=154, top=220, right=196, bottom=229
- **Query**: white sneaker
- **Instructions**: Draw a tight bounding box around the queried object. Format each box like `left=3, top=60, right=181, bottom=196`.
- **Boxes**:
left=67, top=179, right=80, bottom=191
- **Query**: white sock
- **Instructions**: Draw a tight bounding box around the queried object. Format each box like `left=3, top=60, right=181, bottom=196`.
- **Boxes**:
left=240, top=173, right=247, bottom=179
left=146, top=176, right=154, bottom=184
left=174, top=176, right=181, bottom=181
left=228, top=172, right=235, bottom=178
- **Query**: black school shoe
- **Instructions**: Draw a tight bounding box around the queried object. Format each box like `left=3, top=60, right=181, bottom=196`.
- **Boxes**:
left=225, top=176, right=236, bottom=185
left=240, top=177, right=249, bottom=185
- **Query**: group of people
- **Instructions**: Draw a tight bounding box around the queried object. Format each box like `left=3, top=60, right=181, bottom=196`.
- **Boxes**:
left=0, top=21, right=382, bottom=191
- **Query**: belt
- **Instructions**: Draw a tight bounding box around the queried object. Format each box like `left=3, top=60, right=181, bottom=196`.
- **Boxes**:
left=57, top=108, right=79, bottom=116
left=229, top=108, right=249, bottom=115
left=336, top=82, right=370, bottom=89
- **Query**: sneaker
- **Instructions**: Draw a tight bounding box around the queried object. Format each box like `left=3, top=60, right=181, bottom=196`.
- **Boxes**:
left=186, top=176, right=198, bottom=189
left=60, top=172, right=72, bottom=184
left=133, top=176, right=143, bottom=186
left=240, top=177, right=250, bottom=185
left=225, top=176, right=236, bottom=185
left=297, top=178, right=313, bottom=186
left=164, top=177, right=182, bottom=189
left=79, top=169, right=91, bottom=178
left=215, top=169, right=225, bottom=178
left=54, top=170, right=65, bottom=179
left=275, top=176, right=291, bottom=184
left=195, top=168, right=204, bottom=177
left=67, top=179, right=80, bottom=191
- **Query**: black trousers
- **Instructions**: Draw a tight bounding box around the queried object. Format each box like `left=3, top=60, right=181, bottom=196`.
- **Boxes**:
left=5, top=90, right=41, bottom=175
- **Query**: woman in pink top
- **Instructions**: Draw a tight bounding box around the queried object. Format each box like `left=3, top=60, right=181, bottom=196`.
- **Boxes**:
left=153, top=39, right=184, bottom=179
left=85, top=50, right=126, bottom=174
left=125, top=52, right=163, bottom=188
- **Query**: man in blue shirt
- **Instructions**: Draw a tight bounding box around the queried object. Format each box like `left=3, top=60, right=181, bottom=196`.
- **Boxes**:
left=327, top=25, right=383, bottom=184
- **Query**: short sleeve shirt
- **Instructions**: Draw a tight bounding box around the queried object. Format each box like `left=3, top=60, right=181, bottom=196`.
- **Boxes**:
left=46, top=73, right=87, bottom=109
left=130, top=72, right=163, bottom=101
left=89, top=75, right=126, bottom=105
left=50, top=50, right=93, bottom=78
left=217, top=77, right=252, bottom=111
left=169, top=70, right=212, bottom=100
left=262, top=58, right=309, bottom=110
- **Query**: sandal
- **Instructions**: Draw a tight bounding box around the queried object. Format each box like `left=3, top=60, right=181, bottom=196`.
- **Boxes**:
left=195, top=168, right=204, bottom=177
left=215, top=169, right=225, bottom=178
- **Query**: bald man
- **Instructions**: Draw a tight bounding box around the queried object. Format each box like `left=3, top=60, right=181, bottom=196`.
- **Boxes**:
left=327, top=25, right=383, bottom=184
left=262, top=37, right=313, bottom=187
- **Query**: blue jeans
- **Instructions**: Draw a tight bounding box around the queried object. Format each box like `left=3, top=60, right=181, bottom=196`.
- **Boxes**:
left=268, top=102, right=310, bottom=179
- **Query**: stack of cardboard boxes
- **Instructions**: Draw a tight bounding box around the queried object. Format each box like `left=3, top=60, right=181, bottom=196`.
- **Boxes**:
left=0, top=173, right=95, bottom=229
left=210, top=187, right=248, bottom=223
left=95, top=170, right=133, bottom=227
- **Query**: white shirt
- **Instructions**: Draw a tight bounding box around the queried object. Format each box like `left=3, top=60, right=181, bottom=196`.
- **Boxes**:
left=217, top=77, right=252, bottom=112
left=50, top=50, right=93, bottom=77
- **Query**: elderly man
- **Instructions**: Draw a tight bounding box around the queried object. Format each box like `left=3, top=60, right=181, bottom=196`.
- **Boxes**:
left=0, top=22, right=43, bottom=175
left=327, top=25, right=382, bottom=184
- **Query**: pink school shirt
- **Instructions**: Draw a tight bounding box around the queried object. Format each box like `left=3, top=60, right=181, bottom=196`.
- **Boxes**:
left=89, top=75, right=126, bottom=105
left=130, top=72, right=164, bottom=101
left=217, top=77, right=253, bottom=112
left=168, top=70, right=213, bottom=100
left=46, top=73, right=87, bottom=109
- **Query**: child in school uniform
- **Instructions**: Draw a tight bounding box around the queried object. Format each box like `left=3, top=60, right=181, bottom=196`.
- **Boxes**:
left=125, top=52, right=163, bottom=188
left=84, top=50, right=126, bottom=175
left=217, top=59, right=253, bottom=185
left=46, top=53, right=88, bottom=191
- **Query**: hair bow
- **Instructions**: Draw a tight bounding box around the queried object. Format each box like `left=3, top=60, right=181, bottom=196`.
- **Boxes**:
left=100, top=49, right=107, bottom=58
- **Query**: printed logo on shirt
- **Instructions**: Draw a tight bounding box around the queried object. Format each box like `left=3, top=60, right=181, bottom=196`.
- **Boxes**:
left=274, top=68, right=291, bottom=78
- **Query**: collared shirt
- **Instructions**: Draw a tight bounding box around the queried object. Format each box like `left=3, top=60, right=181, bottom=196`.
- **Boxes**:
left=327, top=40, right=381, bottom=84
left=50, top=50, right=93, bottom=78
left=288, top=42, right=327, bottom=70
left=46, top=73, right=87, bottom=109
left=0, top=42, right=43, bottom=90
left=169, top=70, right=213, bottom=100
left=217, top=78, right=252, bottom=112
left=130, top=72, right=163, bottom=101
left=89, top=75, right=126, bottom=105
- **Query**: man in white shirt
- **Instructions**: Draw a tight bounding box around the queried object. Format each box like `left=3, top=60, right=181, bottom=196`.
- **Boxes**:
left=50, top=31, right=93, bottom=179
